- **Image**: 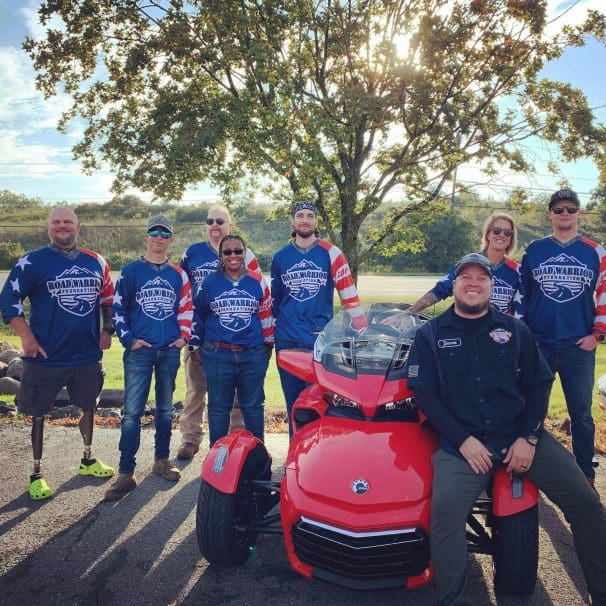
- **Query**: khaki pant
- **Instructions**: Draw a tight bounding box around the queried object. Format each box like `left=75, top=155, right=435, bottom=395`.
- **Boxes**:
left=178, top=348, right=244, bottom=447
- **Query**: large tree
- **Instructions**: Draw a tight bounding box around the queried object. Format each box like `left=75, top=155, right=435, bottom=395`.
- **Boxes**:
left=25, top=0, right=606, bottom=276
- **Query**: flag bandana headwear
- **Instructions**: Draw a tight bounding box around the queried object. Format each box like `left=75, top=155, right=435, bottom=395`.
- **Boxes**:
left=291, top=200, right=318, bottom=217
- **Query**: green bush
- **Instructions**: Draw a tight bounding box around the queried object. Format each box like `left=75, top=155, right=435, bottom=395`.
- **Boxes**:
left=0, top=241, right=25, bottom=269
left=104, top=250, right=141, bottom=270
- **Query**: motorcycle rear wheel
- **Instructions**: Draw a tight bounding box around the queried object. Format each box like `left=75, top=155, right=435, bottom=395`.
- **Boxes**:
left=492, top=504, right=539, bottom=596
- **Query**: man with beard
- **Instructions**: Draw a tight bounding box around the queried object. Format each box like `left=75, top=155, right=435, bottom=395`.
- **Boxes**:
left=271, top=200, right=366, bottom=437
left=520, top=189, right=606, bottom=488
left=406, top=253, right=606, bottom=606
left=0, top=207, right=115, bottom=500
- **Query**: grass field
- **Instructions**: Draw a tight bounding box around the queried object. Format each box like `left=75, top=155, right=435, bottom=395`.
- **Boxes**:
left=1, top=292, right=604, bottom=425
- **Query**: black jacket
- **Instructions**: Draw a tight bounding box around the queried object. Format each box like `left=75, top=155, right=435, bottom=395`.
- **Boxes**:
left=407, top=306, right=554, bottom=459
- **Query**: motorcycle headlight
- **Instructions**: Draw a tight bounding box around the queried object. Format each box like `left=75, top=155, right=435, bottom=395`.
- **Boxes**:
left=323, top=392, right=361, bottom=409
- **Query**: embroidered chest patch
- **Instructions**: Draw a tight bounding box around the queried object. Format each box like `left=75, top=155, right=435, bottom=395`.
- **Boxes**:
left=489, top=328, right=512, bottom=344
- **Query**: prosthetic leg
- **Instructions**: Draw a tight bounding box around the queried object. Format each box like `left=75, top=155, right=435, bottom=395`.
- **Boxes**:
left=77, top=409, right=115, bottom=478
left=28, top=416, right=53, bottom=500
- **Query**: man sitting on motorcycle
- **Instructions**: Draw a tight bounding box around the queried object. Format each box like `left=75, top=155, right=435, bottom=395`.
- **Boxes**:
left=407, top=253, right=606, bottom=606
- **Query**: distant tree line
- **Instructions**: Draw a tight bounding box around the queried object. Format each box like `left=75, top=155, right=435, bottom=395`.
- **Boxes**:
left=0, top=189, right=604, bottom=274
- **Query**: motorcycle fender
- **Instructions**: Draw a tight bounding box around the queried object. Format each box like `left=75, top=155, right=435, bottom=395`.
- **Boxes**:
left=200, top=430, right=266, bottom=494
left=492, top=467, right=538, bottom=516
left=277, top=350, right=315, bottom=383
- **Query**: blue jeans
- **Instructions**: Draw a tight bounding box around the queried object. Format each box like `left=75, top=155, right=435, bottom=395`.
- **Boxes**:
left=275, top=338, right=313, bottom=439
left=201, top=343, right=268, bottom=446
left=539, top=343, right=596, bottom=478
left=119, top=347, right=181, bottom=474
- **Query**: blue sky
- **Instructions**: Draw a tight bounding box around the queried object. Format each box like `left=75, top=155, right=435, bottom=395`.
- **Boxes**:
left=0, top=0, right=604, bottom=206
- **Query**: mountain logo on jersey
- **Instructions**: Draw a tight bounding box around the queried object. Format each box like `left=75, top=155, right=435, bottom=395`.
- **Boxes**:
left=47, top=266, right=102, bottom=317
left=210, top=289, right=259, bottom=332
left=532, top=253, right=593, bottom=303
left=491, top=276, right=515, bottom=313
left=281, top=259, right=327, bottom=302
left=136, top=276, right=176, bottom=320
left=191, top=261, right=219, bottom=292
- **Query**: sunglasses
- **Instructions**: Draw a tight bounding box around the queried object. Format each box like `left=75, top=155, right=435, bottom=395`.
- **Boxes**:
left=489, top=226, right=514, bottom=237
left=148, top=229, right=172, bottom=239
left=206, top=218, right=226, bottom=225
left=222, top=248, right=244, bottom=256
left=551, top=206, right=579, bottom=215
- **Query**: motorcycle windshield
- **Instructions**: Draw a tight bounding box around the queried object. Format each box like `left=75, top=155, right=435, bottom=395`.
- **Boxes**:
left=313, top=307, right=424, bottom=379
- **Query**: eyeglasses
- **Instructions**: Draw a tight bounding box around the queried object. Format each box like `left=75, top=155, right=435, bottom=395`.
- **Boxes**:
left=551, top=206, right=579, bottom=215
left=148, top=229, right=172, bottom=239
left=206, top=218, right=226, bottom=225
left=222, top=248, right=244, bottom=256
left=489, top=226, right=514, bottom=237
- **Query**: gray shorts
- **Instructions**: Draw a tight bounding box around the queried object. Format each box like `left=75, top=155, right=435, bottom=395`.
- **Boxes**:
left=17, top=360, right=104, bottom=417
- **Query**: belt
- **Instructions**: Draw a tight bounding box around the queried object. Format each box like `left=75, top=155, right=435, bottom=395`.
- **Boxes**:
left=207, top=340, right=245, bottom=352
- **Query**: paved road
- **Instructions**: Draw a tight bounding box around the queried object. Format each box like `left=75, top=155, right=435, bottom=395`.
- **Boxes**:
left=0, top=423, right=598, bottom=605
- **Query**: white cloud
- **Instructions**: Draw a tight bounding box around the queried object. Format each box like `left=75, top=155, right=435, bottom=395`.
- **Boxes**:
left=0, top=46, right=68, bottom=130
left=546, top=0, right=605, bottom=33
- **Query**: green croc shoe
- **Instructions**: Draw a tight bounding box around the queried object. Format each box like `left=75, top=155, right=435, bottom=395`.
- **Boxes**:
left=29, top=477, right=53, bottom=500
left=78, top=459, right=115, bottom=478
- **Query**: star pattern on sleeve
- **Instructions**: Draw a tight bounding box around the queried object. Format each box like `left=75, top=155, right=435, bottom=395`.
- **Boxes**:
left=12, top=301, right=24, bottom=315
left=15, top=255, right=32, bottom=271
left=112, top=291, right=123, bottom=307
left=10, top=278, right=19, bottom=293
left=513, top=291, right=524, bottom=304
left=112, top=313, right=125, bottom=325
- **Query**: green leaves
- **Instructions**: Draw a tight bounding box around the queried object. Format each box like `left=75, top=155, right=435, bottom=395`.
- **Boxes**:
left=25, top=0, right=606, bottom=276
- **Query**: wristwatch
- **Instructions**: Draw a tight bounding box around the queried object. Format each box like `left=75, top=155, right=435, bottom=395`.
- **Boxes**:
left=187, top=345, right=199, bottom=352
left=524, top=435, right=539, bottom=446
left=102, top=326, right=116, bottom=336
left=593, top=332, right=605, bottom=344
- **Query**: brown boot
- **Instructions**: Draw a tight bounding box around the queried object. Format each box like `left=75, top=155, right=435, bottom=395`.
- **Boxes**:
left=152, top=459, right=181, bottom=481
left=104, top=474, right=136, bottom=501
left=177, top=442, right=199, bottom=460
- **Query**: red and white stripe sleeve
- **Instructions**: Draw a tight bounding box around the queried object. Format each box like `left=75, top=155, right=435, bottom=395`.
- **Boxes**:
left=82, top=248, right=114, bottom=306
left=170, top=263, right=193, bottom=341
left=321, top=241, right=368, bottom=329
left=591, top=242, right=606, bottom=334
left=245, top=249, right=261, bottom=274
left=250, top=270, right=274, bottom=344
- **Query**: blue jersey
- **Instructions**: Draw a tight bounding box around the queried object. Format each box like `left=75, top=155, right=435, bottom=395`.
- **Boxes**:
left=180, top=241, right=259, bottom=296
left=0, top=246, right=114, bottom=366
left=113, top=259, right=193, bottom=349
left=193, top=270, right=273, bottom=347
left=430, top=254, right=522, bottom=316
left=271, top=239, right=365, bottom=348
left=520, top=236, right=606, bottom=347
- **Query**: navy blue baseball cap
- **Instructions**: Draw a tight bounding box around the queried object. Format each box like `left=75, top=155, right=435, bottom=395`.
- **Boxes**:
left=549, top=189, right=579, bottom=210
left=455, top=253, right=492, bottom=277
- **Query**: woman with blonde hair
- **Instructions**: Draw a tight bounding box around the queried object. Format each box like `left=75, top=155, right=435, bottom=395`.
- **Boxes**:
left=408, top=212, right=522, bottom=316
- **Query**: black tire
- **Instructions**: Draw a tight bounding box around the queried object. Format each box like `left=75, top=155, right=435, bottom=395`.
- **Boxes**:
left=196, top=444, right=270, bottom=565
left=493, top=504, right=539, bottom=596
